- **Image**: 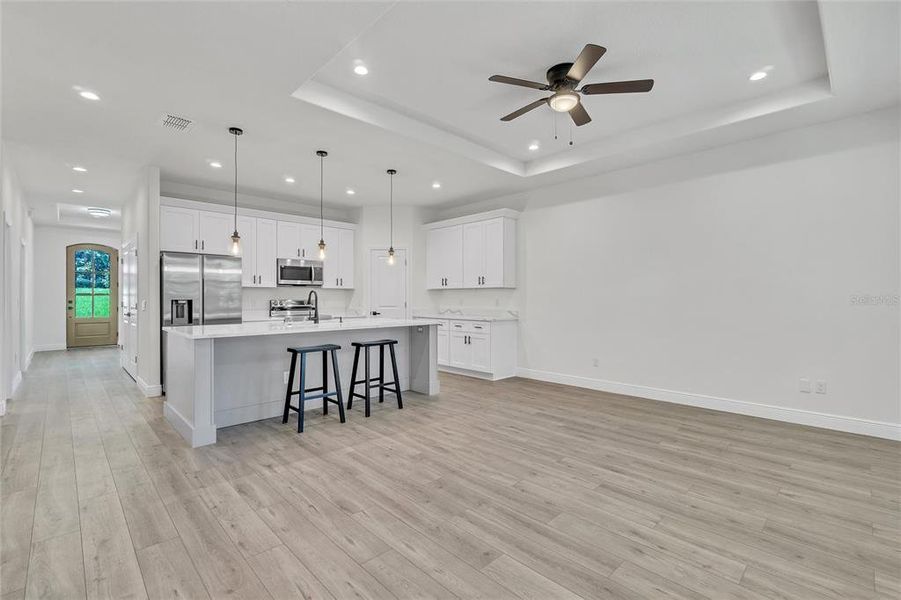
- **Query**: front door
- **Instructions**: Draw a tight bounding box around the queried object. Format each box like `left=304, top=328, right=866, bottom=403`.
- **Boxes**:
left=369, top=248, right=407, bottom=318
left=67, top=243, right=118, bottom=348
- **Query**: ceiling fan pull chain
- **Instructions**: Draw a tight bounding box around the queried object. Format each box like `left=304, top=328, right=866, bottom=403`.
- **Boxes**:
left=569, top=121, right=574, bottom=146
left=554, top=112, right=558, bottom=140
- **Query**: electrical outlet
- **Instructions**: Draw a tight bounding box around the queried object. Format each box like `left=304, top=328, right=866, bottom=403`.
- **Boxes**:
left=815, top=380, right=827, bottom=394
left=592, top=357, right=599, bottom=368
left=283, top=371, right=289, bottom=384
left=799, top=378, right=811, bottom=393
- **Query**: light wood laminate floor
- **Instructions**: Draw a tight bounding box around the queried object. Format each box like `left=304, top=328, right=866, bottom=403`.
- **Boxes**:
left=1, top=347, right=899, bottom=599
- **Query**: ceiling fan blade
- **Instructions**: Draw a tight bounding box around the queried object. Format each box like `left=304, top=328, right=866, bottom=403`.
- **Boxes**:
left=489, top=75, right=549, bottom=90
left=569, top=103, right=591, bottom=126
left=500, top=98, right=549, bottom=121
left=580, top=79, right=655, bottom=95
left=566, top=44, right=607, bottom=82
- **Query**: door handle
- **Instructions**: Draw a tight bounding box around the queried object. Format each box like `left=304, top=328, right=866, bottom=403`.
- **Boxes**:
left=194, top=240, right=198, bottom=250
left=201, top=240, right=205, bottom=250
left=371, top=311, right=381, bottom=316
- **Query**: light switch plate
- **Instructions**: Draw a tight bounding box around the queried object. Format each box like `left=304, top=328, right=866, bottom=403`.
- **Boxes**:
left=799, top=378, right=811, bottom=393
left=815, top=380, right=827, bottom=394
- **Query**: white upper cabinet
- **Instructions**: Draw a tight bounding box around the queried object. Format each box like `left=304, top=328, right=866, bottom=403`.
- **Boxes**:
left=299, top=224, right=322, bottom=260
left=237, top=216, right=277, bottom=288
left=161, top=199, right=355, bottom=288
left=198, top=211, right=235, bottom=255
left=322, top=226, right=354, bottom=289
left=255, top=218, right=278, bottom=287
left=426, top=211, right=517, bottom=289
left=160, top=206, right=200, bottom=252
left=236, top=215, right=257, bottom=287
left=426, top=225, right=463, bottom=289
left=277, top=221, right=301, bottom=259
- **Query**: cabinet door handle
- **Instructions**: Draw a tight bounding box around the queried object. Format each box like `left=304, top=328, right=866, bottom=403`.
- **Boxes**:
left=340, top=278, right=343, bottom=286
left=194, top=240, right=198, bottom=250
left=302, top=249, right=305, bottom=258
left=201, top=240, right=205, bottom=250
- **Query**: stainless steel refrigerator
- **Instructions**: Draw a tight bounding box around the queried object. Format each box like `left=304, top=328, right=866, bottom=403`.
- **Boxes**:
left=160, top=252, right=242, bottom=389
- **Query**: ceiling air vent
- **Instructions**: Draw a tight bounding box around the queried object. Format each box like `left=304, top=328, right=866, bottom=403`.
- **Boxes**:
left=159, top=113, right=194, bottom=132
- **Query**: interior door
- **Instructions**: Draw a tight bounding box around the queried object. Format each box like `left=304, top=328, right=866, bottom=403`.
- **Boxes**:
left=121, top=240, right=138, bottom=378
left=67, top=244, right=119, bottom=348
left=369, top=248, right=407, bottom=318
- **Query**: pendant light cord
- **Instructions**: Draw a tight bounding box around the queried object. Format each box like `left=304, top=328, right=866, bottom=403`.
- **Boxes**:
left=233, top=132, right=238, bottom=231
left=319, top=154, right=324, bottom=239
left=389, top=171, right=394, bottom=247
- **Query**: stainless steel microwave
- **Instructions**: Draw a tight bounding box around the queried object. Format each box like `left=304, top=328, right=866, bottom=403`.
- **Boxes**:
left=277, top=258, right=324, bottom=286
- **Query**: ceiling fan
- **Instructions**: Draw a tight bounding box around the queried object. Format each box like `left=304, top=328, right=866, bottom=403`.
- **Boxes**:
left=489, top=44, right=654, bottom=126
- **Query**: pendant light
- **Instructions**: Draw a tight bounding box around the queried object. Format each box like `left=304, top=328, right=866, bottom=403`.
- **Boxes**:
left=228, top=126, right=243, bottom=256
left=386, top=168, right=396, bottom=265
left=316, top=150, right=328, bottom=260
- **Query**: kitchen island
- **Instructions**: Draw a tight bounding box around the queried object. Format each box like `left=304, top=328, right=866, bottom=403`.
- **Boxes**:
left=162, top=318, right=441, bottom=447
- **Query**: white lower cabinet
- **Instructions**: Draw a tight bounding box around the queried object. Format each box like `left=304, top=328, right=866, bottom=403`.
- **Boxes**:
left=418, top=318, right=516, bottom=380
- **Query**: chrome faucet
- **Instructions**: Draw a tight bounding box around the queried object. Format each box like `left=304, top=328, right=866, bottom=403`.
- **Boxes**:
left=307, top=290, right=319, bottom=324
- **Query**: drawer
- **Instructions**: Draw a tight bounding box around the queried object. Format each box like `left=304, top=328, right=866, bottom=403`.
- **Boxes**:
left=449, top=320, right=490, bottom=334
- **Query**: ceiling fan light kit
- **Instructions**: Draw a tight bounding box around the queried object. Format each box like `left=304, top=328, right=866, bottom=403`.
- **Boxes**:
left=490, top=43, right=654, bottom=127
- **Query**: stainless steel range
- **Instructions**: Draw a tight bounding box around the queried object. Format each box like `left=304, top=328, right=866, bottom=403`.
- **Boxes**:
left=269, top=298, right=316, bottom=320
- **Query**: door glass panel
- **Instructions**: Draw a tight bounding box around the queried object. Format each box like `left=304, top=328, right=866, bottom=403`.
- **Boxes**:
left=73, top=248, right=112, bottom=318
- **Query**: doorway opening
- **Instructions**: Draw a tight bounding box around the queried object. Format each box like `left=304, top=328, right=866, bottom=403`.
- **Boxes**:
left=368, top=248, right=409, bottom=319
left=66, top=243, right=119, bottom=348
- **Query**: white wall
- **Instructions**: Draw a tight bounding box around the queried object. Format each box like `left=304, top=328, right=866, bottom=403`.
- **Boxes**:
left=426, top=109, right=900, bottom=438
left=32, top=225, right=122, bottom=351
left=121, top=166, right=162, bottom=395
left=0, top=142, right=34, bottom=411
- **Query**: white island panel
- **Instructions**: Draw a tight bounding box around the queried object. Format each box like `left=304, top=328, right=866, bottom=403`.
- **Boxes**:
left=163, top=318, right=440, bottom=447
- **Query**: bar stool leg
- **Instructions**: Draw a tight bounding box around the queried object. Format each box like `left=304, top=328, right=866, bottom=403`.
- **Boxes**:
left=389, top=343, right=403, bottom=410
left=283, top=352, right=297, bottom=423
left=364, top=346, right=371, bottom=418
left=321, top=350, right=329, bottom=415
left=330, top=349, right=346, bottom=423
left=298, top=353, right=306, bottom=433
left=347, top=345, right=360, bottom=410
left=379, top=344, right=385, bottom=404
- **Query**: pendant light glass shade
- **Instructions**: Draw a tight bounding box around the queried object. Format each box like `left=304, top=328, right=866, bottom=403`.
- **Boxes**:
left=316, top=150, right=327, bottom=260
left=387, top=169, right=396, bottom=266
left=228, top=126, right=244, bottom=256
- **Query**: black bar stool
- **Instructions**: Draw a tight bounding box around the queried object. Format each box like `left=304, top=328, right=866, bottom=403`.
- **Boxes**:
left=283, top=344, right=345, bottom=432
left=347, top=339, right=403, bottom=417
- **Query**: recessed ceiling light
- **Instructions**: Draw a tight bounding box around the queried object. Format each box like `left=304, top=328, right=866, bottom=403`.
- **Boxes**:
left=87, top=207, right=111, bottom=218
left=432, top=182, right=441, bottom=189
left=209, top=161, right=222, bottom=169
left=528, top=142, right=540, bottom=151
left=72, top=166, right=87, bottom=172
left=72, top=189, right=84, bottom=194
left=78, top=90, right=100, bottom=101
left=284, top=176, right=295, bottom=183
left=346, top=188, right=355, bottom=195
left=749, top=71, right=768, bottom=81
left=353, top=63, right=369, bottom=76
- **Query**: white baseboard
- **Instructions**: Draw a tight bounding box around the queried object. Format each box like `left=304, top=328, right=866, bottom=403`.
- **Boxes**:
left=517, top=368, right=901, bottom=441
left=164, top=401, right=216, bottom=448
left=137, top=376, right=163, bottom=397
left=34, top=343, right=66, bottom=352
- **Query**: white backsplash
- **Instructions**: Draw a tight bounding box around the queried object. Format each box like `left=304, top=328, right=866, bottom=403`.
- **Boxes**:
left=242, top=286, right=356, bottom=320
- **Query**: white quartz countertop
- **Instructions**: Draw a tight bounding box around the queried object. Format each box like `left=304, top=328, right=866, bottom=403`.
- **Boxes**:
left=413, top=313, right=518, bottom=322
left=163, top=317, right=442, bottom=340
